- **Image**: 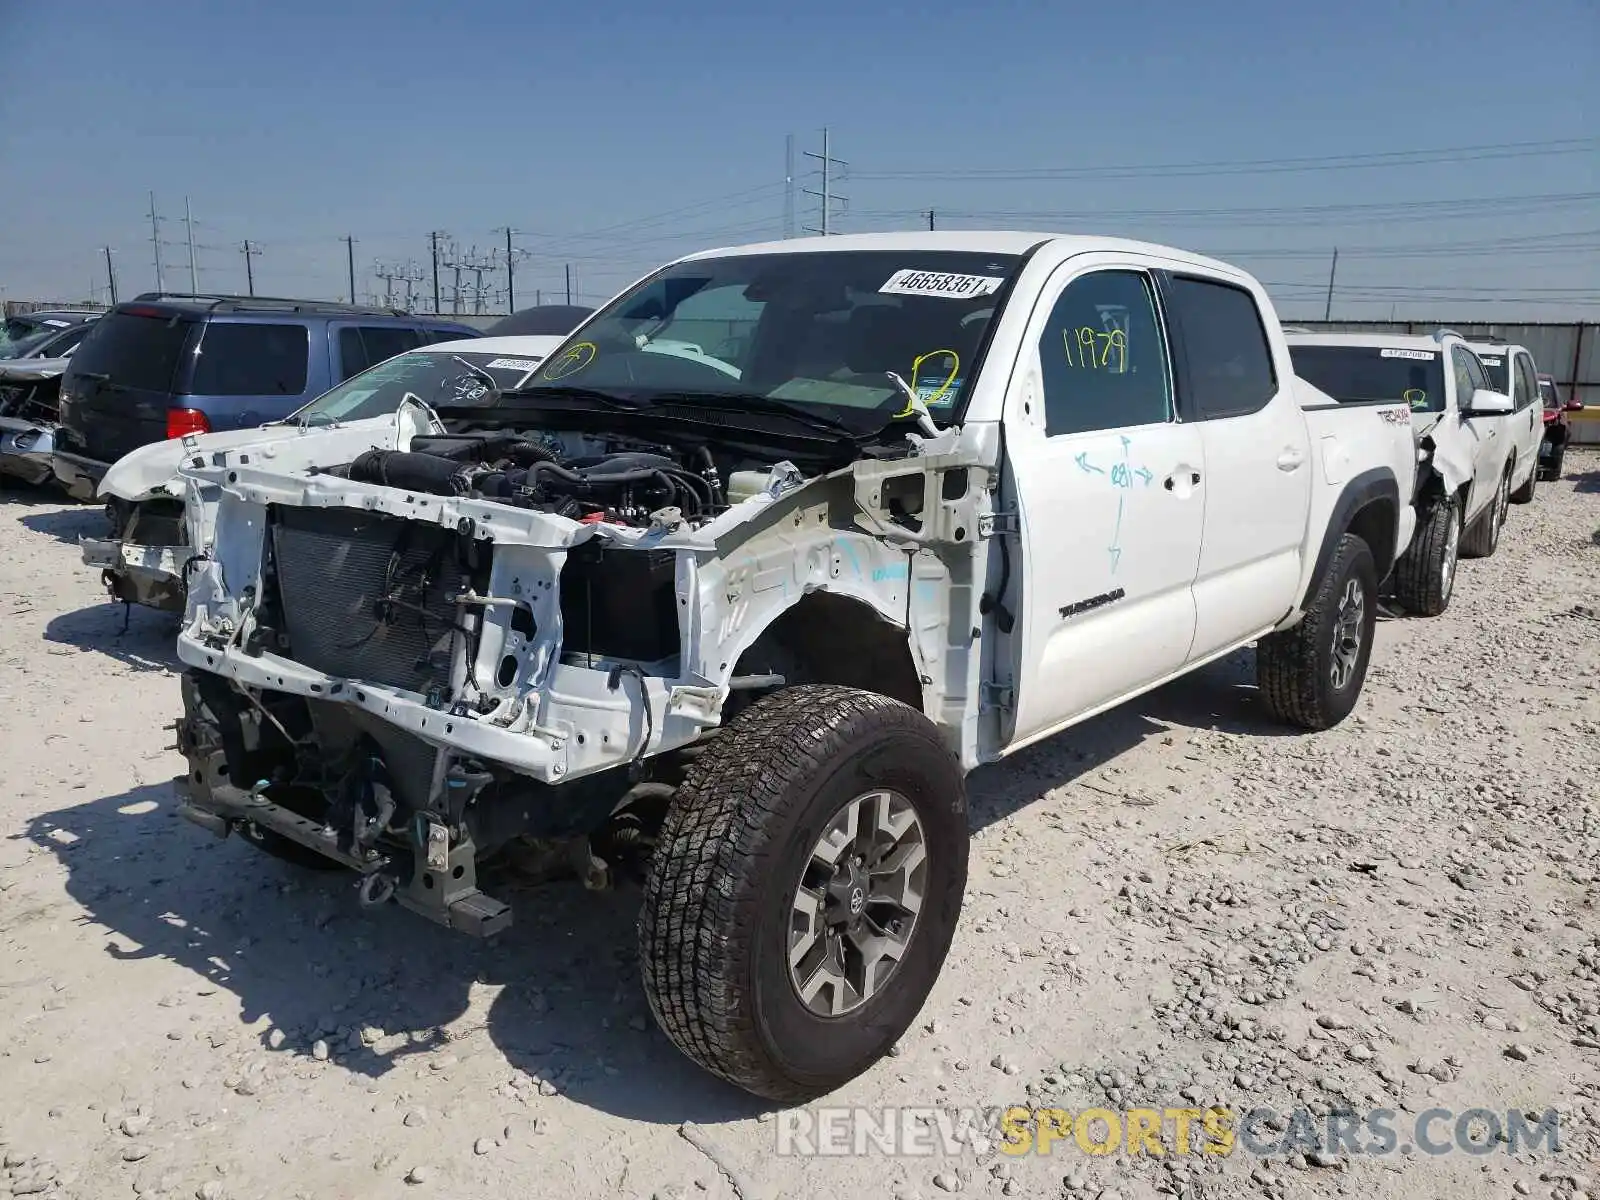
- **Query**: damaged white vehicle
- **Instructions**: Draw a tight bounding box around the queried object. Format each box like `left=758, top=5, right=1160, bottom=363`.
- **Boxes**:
left=171, top=233, right=1416, bottom=1101
left=1287, top=329, right=1519, bottom=617
left=81, top=336, right=563, bottom=612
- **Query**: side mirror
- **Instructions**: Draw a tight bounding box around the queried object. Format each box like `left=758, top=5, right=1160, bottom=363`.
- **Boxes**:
left=1566, top=398, right=1585, bottom=413
left=1466, top=389, right=1513, bottom=416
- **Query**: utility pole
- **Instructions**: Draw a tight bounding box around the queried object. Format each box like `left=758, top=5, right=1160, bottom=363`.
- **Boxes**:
left=1323, top=248, right=1339, bottom=322
left=183, top=196, right=198, bottom=292
left=429, top=232, right=444, bottom=313
left=784, top=134, right=796, bottom=239
left=927, top=209, right=936, bottom=231
left=149, top=192, right=165, bottom=293
left=565, top=263, right=572, bottom=305
left=102, top=247, right=118, bottom=306
left=802, top=127, right=847, bottom=236
left=240, top=240, right=260, bottom=296
left=342, top=235, right=357, bottom=304
left=496, top=227, right=528, bottom=313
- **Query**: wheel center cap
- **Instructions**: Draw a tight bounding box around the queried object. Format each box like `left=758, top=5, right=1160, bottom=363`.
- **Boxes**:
left=848, top=886, right=866, bottom=916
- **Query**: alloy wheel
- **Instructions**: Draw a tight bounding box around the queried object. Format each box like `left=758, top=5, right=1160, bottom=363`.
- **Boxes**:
left=788, top=789, right=928, bottom=1017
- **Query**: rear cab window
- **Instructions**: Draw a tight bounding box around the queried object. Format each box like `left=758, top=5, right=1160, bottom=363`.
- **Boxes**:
left=68, top=308, right=197, bottom=392
left=1163, top=275, right=1277, bottom=419
left=188, top=323, right=309, bottom=396
left=1288, top=344, right=1445, bottom=413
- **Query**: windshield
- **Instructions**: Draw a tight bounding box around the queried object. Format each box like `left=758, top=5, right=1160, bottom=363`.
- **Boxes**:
left=507, top=249, right=1024, bottom=431
left=292, top=348, right=552, bottom=425
left=1476, top=352, right=1509, bottom=393
left=0, top=327, right=63, bottom=360
left=1289, top=344, right=1446, bottom=414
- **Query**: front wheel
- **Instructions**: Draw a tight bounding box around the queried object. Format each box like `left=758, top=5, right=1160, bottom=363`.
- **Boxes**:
left=1461, top=469, right=1510, bottom=558
left=639, top=685, right=968, bottom=1102
left=1256, top=533, right=1378, bottom=731
left=1392, top=495, right=1459, bottom=617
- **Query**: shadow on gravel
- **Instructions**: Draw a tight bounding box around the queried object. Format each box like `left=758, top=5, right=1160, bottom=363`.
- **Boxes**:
left=966, top=648, right=1293, bottom=833
left=23, top=783, right=763, bottom=1129
left=17, top=504, right=104, bottom=544
left=44, top=602, right=180, bottom=672
left=1574, top=467, right=1600, bottom=495
left=20, top=647, right=1297, bottom=1127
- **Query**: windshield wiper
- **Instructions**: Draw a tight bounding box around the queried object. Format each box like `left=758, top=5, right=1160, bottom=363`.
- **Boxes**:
left=495, top=384, right=648, bottom=410
left=645, top=391, right=862, bottom=438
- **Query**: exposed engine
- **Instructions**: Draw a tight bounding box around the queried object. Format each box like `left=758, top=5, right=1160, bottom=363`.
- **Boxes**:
left=321, top=432, right=729, bottom=528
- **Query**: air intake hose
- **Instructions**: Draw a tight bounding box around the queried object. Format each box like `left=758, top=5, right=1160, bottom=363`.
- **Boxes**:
left=347, top=449, right=470, bottom=496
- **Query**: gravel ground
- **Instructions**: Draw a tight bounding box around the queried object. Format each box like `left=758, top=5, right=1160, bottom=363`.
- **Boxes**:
left=1, top=453, right=1596, bottom=1200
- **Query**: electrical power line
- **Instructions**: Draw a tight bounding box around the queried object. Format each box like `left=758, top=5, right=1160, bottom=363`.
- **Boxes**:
left=854, top=136, right=1600, bottom=182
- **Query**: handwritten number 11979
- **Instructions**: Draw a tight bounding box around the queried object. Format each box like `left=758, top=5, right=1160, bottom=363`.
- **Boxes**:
left=1062, top=326, right=1127, bottom=372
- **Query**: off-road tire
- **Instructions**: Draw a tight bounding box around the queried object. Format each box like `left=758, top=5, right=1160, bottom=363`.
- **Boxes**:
left=1256, top=533, right=1378, bottom=731
left=639, top=684, right=968, bottom=1102
left=1461, top=469, right=1510, bottom=559
left=1392, top=495, right=1459, bottom=617
left=1509, top=460, right=1536, bottom=504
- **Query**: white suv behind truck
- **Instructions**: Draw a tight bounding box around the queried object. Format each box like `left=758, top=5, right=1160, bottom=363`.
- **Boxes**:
left=168, top=233, right=1417, bottom=1100
left=1287, top=330, right=1519, bottom=616
left=1467, top=338, right=1546, bottom=504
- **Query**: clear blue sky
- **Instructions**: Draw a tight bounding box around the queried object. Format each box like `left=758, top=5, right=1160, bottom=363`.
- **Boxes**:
left=2, top=0, right=1595, bottom=318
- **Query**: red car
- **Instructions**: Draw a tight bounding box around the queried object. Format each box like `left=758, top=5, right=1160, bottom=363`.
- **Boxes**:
left=1538, top=373, right=1583, bottom=481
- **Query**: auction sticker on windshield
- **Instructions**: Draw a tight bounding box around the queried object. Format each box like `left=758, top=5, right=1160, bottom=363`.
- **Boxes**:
left=484, top=357, right=543, bottom=372
left=1380, top=349, right=1435, bottom=361
left=880, top=270, right=1005, bottom=300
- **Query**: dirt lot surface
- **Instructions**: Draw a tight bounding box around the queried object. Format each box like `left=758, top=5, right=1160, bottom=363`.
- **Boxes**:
left=1, top=454, right=1597, bottom=1200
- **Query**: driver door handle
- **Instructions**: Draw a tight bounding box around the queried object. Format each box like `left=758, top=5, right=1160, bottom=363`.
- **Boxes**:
left=1276, top=447, right=1305, bottom=471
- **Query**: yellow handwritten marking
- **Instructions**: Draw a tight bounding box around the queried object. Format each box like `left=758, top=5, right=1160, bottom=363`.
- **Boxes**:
left=542, top=340, right=597, bottom=381
left=1403, top=388, right=1428, bottom=408
left=1063, top=326, right=1128, bottom=371
left=896, top=349, right=960, bottom=417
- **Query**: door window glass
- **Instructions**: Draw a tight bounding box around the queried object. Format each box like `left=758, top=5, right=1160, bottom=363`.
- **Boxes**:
left=1036, top=270, right=1172, bottom=437
left=1165, top=277, right=1278, bottom=419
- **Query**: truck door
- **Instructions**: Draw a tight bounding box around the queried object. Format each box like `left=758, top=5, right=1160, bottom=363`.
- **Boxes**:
left=1001, top=260, right=1204, bottom=750
left=1159, top=273, right=1313, bottom=661
left=1512, top=351, right=1542, bottom=481
left=1451, top=346, right=1502, bottom=521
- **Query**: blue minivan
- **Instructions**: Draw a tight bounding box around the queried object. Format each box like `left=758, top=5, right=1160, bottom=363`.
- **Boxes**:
left=52, top=293, right=479, bottom=500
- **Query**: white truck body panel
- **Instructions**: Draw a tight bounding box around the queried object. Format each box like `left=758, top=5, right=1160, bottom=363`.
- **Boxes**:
left=174, top=235, right=1416, bottom=787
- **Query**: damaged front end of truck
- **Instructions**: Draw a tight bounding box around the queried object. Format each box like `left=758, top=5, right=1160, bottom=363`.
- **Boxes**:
left=171, top=386, right=1000, bottom=937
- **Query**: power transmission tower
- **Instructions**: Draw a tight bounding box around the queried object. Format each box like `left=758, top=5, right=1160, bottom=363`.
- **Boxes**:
left=458, top=245, right=499, bottom=315
left=802, top=127, right=847, bottom=236
left=183, top=197, right=199, bottom=292
left=437, top=238, right=470, bottom=315
left=148, top=192, right=166, bottom=292
left=494, top=227, right=531, bottom=313
left=374, top=260, right=425, bottom=311
left=102, top=247, right=119, bottom=306
left=240, top=240, right=261, bottom=296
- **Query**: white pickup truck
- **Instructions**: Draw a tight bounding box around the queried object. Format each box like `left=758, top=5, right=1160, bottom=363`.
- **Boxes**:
left=1287, top=329, right=1521, bottom=616
left=168, top=233, right=1415, bottom=1101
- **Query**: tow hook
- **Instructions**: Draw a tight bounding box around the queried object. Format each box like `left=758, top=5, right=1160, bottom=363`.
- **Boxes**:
left=357, top=873, right=398, bottom=908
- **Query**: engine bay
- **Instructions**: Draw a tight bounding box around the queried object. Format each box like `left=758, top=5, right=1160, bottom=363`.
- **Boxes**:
left=315, top=426, right=780, bottom=530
